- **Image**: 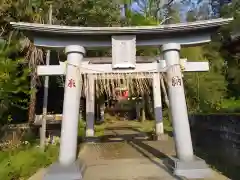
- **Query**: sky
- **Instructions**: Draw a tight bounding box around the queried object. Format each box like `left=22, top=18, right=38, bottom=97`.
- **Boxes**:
left=127, top=0, right=212, bottom=21
left=131, top=2, right=142, bottom=13
left=121, top=0, right=233, bottom=21
left=123, top=0, right=187, bottom=20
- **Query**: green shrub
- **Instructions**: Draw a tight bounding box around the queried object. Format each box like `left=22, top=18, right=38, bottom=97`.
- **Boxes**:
left=78, top=120, right=85, bottom=137
left=0, top=145, right=58, bottom=180
left=219, top=99, right=240, bottom=113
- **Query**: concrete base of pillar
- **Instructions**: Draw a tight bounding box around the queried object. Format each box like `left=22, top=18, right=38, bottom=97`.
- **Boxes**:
left=153, top=134, right=168, bottom=141
left=43, top=160, right=86, bottom=180
left=86, top=129, right=94, bottom=137
left=164, top=156, right=212, bottom=179
left=84, top=136, right=99, bottom=143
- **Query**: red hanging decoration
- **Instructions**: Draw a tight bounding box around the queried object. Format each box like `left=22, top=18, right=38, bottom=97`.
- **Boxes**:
left=122, top=90, right=129, bottom=98
left=115, top=87, right=129, bottom=101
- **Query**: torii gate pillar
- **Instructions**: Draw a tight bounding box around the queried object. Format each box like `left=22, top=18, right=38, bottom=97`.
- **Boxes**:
left=85, top=75, right=95, bottom=138
left=44, top=45, right=85, bottom=180
left=152, top=73, right=165, bottom=140
left=163, top=43, right=210, bottom=178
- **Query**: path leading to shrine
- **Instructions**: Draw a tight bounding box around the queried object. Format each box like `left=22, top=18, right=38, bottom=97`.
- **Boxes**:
left=28, top=121, right=228, bottom=180
left=79, top=121, right=227, bottom=180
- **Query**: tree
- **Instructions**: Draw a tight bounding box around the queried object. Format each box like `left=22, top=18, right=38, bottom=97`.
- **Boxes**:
left=0, top=0, right=122, bottom=123
left=220, top=0, right=240, bottom=99
left=51, top=0, right=121, bottom=26
left=0, top=0, right=50, bottom=123
left=0, top=40, right=30, bottom=124
left=165, top=3, right=181, bottom=23
left=180, top=43, right=227, bottom=113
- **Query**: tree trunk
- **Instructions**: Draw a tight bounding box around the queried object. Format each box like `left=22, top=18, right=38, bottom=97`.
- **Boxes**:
left=141, top=96, right=146, bottom=122
left=79, top=98, right=84, bottom=122
left=136, top=100, right=141, bottom=120
left=145, top=93, right=154, bottom=120
left=100, top=103, right=105, bottom=122
left=28, top=76, right=37, bottom=123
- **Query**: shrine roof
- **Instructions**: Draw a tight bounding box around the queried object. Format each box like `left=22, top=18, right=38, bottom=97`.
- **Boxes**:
left=11, top=18, right=233, bottom=35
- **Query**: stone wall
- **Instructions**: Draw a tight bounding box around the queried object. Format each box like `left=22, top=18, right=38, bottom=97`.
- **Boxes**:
left=190, top=114, right=240, bottom=167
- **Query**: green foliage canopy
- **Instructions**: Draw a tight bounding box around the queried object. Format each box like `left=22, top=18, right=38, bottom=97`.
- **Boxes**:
left=0, top=41, right=30, bottom=123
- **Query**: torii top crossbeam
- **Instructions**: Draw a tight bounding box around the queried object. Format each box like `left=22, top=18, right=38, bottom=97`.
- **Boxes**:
left=11, top=18, right=232, bottom=49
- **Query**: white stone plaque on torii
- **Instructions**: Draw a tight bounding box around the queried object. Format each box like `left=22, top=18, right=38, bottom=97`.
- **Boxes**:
left=10, top=17, right=233, bottom=180
left=112, top=35, right=136, bottom=69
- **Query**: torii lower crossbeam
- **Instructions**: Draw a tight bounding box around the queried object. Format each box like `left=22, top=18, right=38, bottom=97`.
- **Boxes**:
left=37, top=60, right=209, bottom=75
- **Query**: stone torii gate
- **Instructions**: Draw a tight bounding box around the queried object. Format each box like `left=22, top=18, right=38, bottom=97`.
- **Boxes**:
left=11, top=18, right=232, bottom=180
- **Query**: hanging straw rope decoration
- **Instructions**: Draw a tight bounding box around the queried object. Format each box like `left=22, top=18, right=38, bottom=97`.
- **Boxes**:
left=65, top=60, right=183, bottom=99
left=80, top=71, right=155, bottom=98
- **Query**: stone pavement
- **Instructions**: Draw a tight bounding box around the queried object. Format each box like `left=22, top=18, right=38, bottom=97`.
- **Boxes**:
left=28, top=121, right=229, bottom=180
left=79, top=124, right=228, bottom=180
left=79, top=141, right=227, bottom=180
left=80, top=141, right=178, bottom=180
